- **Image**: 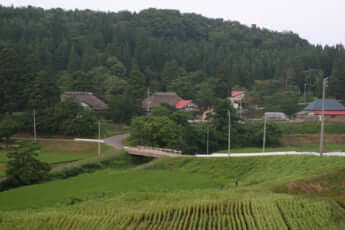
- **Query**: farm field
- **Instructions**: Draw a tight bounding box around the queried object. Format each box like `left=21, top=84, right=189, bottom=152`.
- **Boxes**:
left=1, top=197, right=342, bottom=230
left=0, top=140, right=115, bottom=177
left=0, top=152, right=345, bottom=229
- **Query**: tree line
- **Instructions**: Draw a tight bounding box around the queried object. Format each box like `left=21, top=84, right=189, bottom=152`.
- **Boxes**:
left=0, top=6, right=344, bottom=127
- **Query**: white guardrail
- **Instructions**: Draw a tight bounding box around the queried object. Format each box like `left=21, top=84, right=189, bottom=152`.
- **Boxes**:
left=196, top=151, right=345, bottom=157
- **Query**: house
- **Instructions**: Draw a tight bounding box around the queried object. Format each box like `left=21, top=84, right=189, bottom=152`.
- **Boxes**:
left=142, top=92, right=182, bottom=112
left=229, top=91, right=245, bottom=109
left=175, top=100, right=199, bottom=112
left=60, top=92, right=108, bottom=112
left=142, top=92, right=198, bottom=113
left=296, top=99, right=345, bottom=122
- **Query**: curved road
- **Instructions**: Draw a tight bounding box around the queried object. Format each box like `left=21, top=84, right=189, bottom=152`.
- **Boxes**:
left=104, top=133, right=129, bottom=150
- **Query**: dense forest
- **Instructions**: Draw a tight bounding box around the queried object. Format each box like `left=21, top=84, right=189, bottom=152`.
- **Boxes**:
left=0, top=5, right=345, bottom=120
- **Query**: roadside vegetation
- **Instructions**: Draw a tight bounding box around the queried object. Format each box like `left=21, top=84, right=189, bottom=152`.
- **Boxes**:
left=219, top=144, right=345, bottom=153
left=274, top=121, right=345, bottom=135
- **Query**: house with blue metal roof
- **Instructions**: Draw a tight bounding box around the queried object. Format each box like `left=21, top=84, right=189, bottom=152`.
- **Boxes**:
left=296, top=99, right=345, bottom=122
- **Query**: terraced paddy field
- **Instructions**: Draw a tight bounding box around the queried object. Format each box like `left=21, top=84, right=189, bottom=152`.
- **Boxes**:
left=0, top=152, right=344, bottom=229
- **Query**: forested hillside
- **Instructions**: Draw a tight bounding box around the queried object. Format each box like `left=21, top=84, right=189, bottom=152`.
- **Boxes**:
left=0, top=6, right=345, bottom=118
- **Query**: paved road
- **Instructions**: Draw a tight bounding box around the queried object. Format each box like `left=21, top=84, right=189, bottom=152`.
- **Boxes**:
left=104, top=133, right=129, bottom=150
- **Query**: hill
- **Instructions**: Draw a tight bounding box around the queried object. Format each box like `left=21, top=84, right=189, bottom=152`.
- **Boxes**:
left=1, top=6, right=345, bottom=120
left=0, top=152, right=344, bottom=229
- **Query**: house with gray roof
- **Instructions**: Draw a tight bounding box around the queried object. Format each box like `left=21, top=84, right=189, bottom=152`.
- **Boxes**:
left=142, top=92, right=182, bottom=113
left=60, top=92, right=108, bottom=112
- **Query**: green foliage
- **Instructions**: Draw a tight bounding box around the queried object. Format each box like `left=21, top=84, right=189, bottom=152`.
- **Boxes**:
left=0, top=48, right=26, bottom=113
left=20, top=100, right=98, bottom=137
left=276, top=121, right=345, bottom=134
left=27, top=70, right=59, bottom=109
left=245, top=121, right=282, bottom=147
left=106, top=95, right=143, bottom=124
left=264, top=90, right=299, bottom=116
left=329, top=46, right=345, bottom=101
left=0, top=6, right=345, bottom=122
left=130, top=115, right=179, bottom=148
left=0, top=115, right=19, bottom=146
left=5, top=143, right=51, bottom=188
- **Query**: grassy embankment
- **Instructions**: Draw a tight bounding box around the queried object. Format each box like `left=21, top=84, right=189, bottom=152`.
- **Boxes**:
left=0, top=152, right=344, bottom=229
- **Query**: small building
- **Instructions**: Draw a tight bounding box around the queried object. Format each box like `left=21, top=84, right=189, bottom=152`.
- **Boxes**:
left=175, top=100, right=199, bottom=112
left=60, top=92, right=108, bottom=112
left=229, top=91, right=245, bottom=109
left=297, top=99, right=345, bottom=122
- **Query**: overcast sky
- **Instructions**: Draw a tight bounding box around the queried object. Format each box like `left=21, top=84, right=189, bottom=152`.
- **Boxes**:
left=2, top=0, right=345, bottom=46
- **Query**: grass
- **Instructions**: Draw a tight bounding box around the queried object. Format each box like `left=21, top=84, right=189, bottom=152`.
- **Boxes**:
left=0, top=140, right=113, bottom=164
left=0, top=167, right=219, bottom=211
left=99, top=121, right=129, bottom=138
left=275, top=121, right=345, bottom=134
left=0, top=140, right=115, bottom=177
left=219, top=144, right=345, bottom=153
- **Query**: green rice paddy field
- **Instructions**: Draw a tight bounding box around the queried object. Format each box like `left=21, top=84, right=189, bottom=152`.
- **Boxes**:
left=0, top=140, right=115, bottom=177
left=0, top=152, right=345, bottom=229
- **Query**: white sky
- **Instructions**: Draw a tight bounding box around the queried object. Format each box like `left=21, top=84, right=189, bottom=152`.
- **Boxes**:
left=2, top=0, right=345, bottom=46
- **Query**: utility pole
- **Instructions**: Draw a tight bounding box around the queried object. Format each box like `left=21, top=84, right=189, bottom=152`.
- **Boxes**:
left=320, top=77, right=328, bottom=156
left=206, top=125, right=209, bottom=155
left=304, top=83, right=307, bottom=104
left=147, top=101, right=152, bottom=113
left=262, top=114, right=267, bottom=153
left=98, top=120, right=101, bottom=159
left=33, top=109, right=37, bottom=142
left=239, top=99, right=242, bottom=119
left=228, top=110, right=231, bottom=157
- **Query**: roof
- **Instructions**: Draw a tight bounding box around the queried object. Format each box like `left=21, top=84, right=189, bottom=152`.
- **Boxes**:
left=176, top=100, right=192, bottom=108
left=232, top=91, right=245, bottom=97
left=313, top=110, right=345, bottom=115
left=142, top=92, right=182, bottom=109
left=304, top=99, right=345, bottom=111
left=60, top=92, right=108, bottom=111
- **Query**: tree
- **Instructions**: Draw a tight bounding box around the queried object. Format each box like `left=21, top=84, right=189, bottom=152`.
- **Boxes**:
left=107, top=95, right=142, bottom=124
left=264, top=90, right=299, bottom=116
left=245, top=121, right=282, bottom=147
left=127, top=60, right=146, bottom=100
left=5, top=143, right=51, bottom=187
left=27, top=71, right=60, bottom=109
left=130, top=116, right=179, bottom=148
left=0, top=48, right=25, bottom=113
left=0, top=115, right=19, bottom=147
left=329, top=48, right=345, bottom=101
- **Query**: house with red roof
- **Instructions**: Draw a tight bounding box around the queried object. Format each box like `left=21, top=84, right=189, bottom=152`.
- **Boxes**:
left=175, top=99, right=199, bottom=112
left=296, top=99, right=345, bottom=122
left=228, top=91, right=246, bottom=109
